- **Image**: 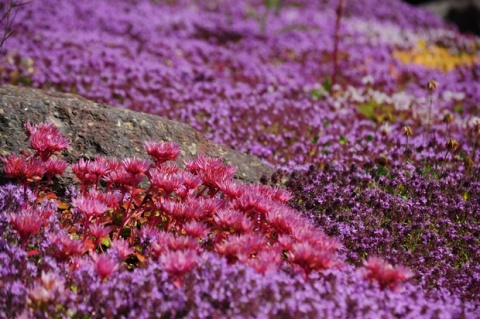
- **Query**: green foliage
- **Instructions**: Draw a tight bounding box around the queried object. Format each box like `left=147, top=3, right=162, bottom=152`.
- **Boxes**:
left=357, top=100, right=395, bottom=123
left=263, top=0, right=282, bottom=13
left=322, top=76, right=332, bottom=93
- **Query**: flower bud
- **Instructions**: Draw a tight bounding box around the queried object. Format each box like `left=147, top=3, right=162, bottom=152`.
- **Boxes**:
left=442, top=112, right=454, bottom=124
left=402, top=126, right=413, bottom=137
left=464, top=156, right=474, bottom=169
left=446, top=138, right=459, bottom=151
left=473, top=119, right=480, bottom=135
left=375, top=156, right=389, bottom=166
left=427, top=79, right=438, bottom=91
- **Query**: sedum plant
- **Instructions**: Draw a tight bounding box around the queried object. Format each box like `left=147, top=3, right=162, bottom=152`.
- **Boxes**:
left=0, top=121, right=421, bottom=317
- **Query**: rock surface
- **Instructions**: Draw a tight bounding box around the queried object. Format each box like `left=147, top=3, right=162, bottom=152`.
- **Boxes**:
left=0, top=85, right=274, bottom=189
left=404, top=0, right=480, bottom=36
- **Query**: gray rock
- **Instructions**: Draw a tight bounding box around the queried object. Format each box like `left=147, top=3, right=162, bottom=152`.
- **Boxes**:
left=412, top=0, right=480, bottom=36
left=0, top=85, right=274, bottom=190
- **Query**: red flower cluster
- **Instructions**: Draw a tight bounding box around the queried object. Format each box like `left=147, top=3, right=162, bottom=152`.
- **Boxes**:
left=24, top=121, right=70, bottom=161
left=361, top=257, right=414, bottom=291
left=1, top=122, right=68, bottom=194
left=1, top=122, right=412, bottom=290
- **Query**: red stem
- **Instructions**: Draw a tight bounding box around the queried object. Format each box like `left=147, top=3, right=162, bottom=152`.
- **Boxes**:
left=332, top=0, right=346, bottom=87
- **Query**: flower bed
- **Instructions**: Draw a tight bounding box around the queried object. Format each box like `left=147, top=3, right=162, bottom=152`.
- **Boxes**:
left=1, top=0, right=479, bottom=317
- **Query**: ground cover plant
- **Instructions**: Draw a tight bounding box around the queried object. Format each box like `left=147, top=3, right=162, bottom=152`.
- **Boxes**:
left=1, top=0, right=480, bottom=317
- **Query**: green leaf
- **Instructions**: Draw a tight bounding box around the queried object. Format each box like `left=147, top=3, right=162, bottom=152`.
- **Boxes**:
left=339, top=135, right=348, bottom=145
left=263, top=0, right=281, bottom=9
left=454, top=104, right=464, bottom=114
left=101, top=237, right=111, bottom=248
left=322, top=76, right=332, bottom=92
left=310, top=89, right=323, bottom=101
left=376, top=166, right=389, bottom=177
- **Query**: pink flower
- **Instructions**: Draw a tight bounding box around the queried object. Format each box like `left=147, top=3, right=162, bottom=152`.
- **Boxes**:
left=217, top=180, right=245, bottom=199
left=72, top=158, right=99, bottom=186
left=247, top=247, right=283, bottom=274
left=9, top=211, right=43, bottom=246
left=144, top=141, right=180, bottom=165
left=104, top=168, right=143, bottom=188
left=89, top=224, right=112, bottom=243
left=110, top=238, right=134, bottom=260
left=1, top=154, right=46, bottom=182
left=191, top=197, right=223, bottom=218
left=289, top=242, right=342, bottom=276
left=250, top=184, right=293, bottom=203
left=87, top=189, right=121, bottom=208
left=176, top=171, right=202, bottom=190
left=215, top=234, right=266, bottom=263
left=292, top=227, right=342, bottom=252
left=121, top=157, right=151, bottom=175
left=233, top=191, right=272, bottom=216
left=167, top=235, right=199, bottom=251
left=149, top=169, right=182, bottom=195
left=160, top=199, right=203, bottom=222
left=160, top=249, right=197, bottom=277
left=50, top=233, right=86, bottom=261
left=25, top=121, right=69, bottom=160
left=27, top=271, right=65, bottom=304
left=185, top=154, right=235, bottom=189
left=91, top=253, right=118, bottom=280
left=151, top=231, right=175, bottom=257
left=361, top=257, right=414, bottom=291
left=72, top=156, right=116, bottom=188
left=213, top=209, right=253, bottom=234
left=183, top=220, right=209, bottom=239
left=44, top=158, right=68, bottom=177
left=266, top=207, right=303, bottom=235
left=73, top=195, right=109, bottom=219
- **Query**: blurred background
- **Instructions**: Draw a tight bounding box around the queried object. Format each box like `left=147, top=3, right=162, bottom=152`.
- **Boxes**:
left=403, top=0, right=480, bottom=36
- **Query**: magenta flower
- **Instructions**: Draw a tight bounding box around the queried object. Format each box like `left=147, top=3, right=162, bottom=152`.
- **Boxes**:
left=166, top=235, right=199, bottom=252
left=144, top=141, right=181, bottom=166
left=89, top=224, right=112, bottom=245
left=1, top=154, right=46, bottom=182
left=72, top=156, right=116, bottom=190
left=213, top=208, right=253, bottom=234
left=43, top=158, right=68, bottom=178
left=185, top=154, right=236, bottom=190
left=149, top=169, right=183, bottom=195
left=266, top=207, right=303, bottom=235
left=246, top=247, right=283, bottom=274
left=215, top=234, right=266, bottom=263
left=110, top=238, right=134, bottom=260
left=175, top=171, right=202, bottom=190
left=121, top=157, right=151, bottom=175
left=73, top=195, right=109, bottom=219
left=160, top=199, right=203, bottom=223
left=27, top=271, right=65, bottom=304
left=182, top=220, right=209, bottom=239
left=217, top=180, right=245, bottom=199
left=9, top=211, right=43, bottom=248
left=104, top=168, right=143, bottom=188
left=289, top=242, right=342, bottom=276
left=159, top=249, right=197, bottom=277
left=50, top=233, right=86, bottom=261
left=86, top=189, right=121, bottom=208
left=24, top=121, right=69, bottom=161
left=91, top=253, right=118, bottom=280
left=361, top=257, right=414, bottom=291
